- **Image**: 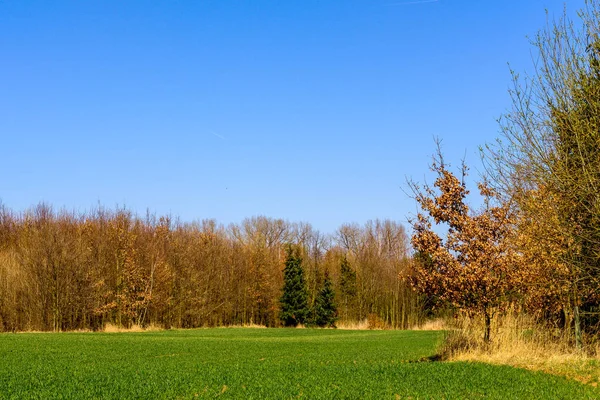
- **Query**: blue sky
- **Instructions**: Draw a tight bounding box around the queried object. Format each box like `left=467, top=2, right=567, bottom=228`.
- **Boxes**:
left=0, top=0, right=585, bottom=233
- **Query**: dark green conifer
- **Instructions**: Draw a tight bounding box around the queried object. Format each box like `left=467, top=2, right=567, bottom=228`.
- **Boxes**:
left=339, top=256, right=357, bottom=298
left=339, top=255, right=357, bottom=320
left=313, top=272, right=337, bottom=328
left=279, top=245, right=309, bottom=327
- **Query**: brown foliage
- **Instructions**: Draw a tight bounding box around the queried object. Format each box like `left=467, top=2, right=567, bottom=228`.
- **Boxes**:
left=0, top=203, right=421, bottom=332
left=409, top=146, right=521, bottom=341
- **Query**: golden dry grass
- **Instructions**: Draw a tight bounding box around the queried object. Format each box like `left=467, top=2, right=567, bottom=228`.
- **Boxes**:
left=440, top=313, right=600, bottom=387
left=336, top=319, right=370, bottom=330
left=337, top=314, right=390, bottom=330
left=218, top=323, right=268, bottom=329
left=102, top=323, right=163, bottom=333
left=412, top=318, right=447, bottom=331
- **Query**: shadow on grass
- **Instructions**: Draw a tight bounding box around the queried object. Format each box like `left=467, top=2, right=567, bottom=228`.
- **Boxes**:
left=407, top=354, right=443, bottom=363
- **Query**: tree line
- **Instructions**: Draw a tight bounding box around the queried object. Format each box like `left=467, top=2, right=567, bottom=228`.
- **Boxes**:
left=0, top=203, right=422, bottom=332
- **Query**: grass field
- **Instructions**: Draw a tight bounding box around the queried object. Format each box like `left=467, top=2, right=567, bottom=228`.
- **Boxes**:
left=0, top=328, right=598, bottom=399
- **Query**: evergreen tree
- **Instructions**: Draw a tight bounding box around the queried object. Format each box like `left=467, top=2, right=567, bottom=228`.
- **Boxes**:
left=313, top=272, right=337, bottom=328
left=279, top=245, right=309, bottom=327
left=338, top=256, right=357, bottom=320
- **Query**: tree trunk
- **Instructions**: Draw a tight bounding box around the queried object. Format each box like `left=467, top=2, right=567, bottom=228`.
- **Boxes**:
left=484, top=310, right=491, bottom=343
left=574, top=304, right=582, bottom=350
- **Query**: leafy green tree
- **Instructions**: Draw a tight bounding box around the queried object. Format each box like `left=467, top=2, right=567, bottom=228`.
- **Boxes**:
left=312, top=272, right=338, bottom=328
left=279, top=245, right=309, bottom=327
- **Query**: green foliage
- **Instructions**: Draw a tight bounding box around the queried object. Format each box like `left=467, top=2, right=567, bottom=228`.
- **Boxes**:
left=337, top=255, right=357, bottom=321
left=550, top=40, right=600, bottom=283
left=279, top=245, right=309, bottom=326
left=311, top=272, right=338, bottom=328
left=339, top=256, right=357, bottom=298
left=549, top=44, right=600, bottom=344
left=0, top=329, right=597, bottom=399
left=485, top=3, right=600, bottom=347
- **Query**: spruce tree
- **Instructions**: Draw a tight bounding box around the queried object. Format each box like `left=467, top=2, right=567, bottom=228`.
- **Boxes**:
left=339, top=256, right=357, bottom=320
left=313, top=272, right=338, bottom=328
left=339, top=256, right=357, bottom=297
left=279, top=245, right=309, bottom=327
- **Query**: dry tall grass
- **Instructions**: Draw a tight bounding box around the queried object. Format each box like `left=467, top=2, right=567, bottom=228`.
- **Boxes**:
left=337, top=314, right=392, bottom=330
left=439, top=312, right=600, bottom=386
left=218, top=323, right=268, bottom=329
left=102, top=323, right=163, bottom=333
left=337, top=319, right=370, bottom=330
left=412, top=318, right=447, bottom=331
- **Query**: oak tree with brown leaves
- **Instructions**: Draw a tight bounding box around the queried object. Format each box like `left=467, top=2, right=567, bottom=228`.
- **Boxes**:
left=409, top=146, right=520, bottom=342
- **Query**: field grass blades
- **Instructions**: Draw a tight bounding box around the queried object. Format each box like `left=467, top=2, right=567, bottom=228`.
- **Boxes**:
left=1, top=329, right=598, bottom=399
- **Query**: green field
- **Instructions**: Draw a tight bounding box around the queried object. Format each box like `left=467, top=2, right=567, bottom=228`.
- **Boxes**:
left=0, top=328, right=597, bottom=399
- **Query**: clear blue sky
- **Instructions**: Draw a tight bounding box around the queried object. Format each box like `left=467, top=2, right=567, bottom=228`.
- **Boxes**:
left=0, top=0, right=585, bottom=233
